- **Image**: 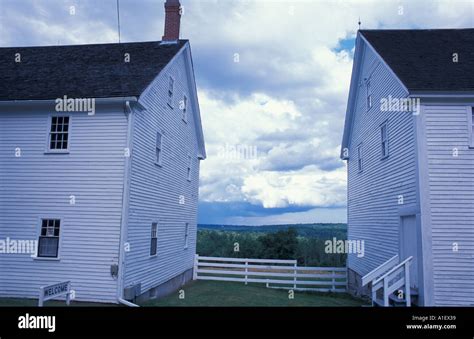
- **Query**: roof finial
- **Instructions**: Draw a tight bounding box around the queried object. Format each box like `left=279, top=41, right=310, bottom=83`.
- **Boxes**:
left=358, top=17, right=361, bottom=29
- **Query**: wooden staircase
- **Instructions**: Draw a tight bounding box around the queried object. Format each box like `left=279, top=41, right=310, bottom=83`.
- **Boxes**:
left=388, top=288, right=418, bottom=306
left=361, top=255, right=414, bottom=307
left=371, top=287, right=418, bottom=307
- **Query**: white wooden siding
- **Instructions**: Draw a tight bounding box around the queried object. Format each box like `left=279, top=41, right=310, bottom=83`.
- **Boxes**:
left=123, top=47, right=200, bottom=292
left=347, top=44, right=417, bottom=276
left=0, top=105, right=127, bottom=303
left=422, top=105, right=474, bottom=306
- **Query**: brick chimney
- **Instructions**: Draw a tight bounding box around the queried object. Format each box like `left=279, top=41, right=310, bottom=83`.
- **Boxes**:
left=162, top=0, right=181, bottom=42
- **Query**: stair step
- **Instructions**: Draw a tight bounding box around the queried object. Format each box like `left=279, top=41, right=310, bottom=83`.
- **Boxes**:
left=389, top=294, right=407, bottom=305
left=389, top=287, right=418, bottom=296
left=373, top=296, right=411, bottom=307
left=373, top=290, right=419, bottom=307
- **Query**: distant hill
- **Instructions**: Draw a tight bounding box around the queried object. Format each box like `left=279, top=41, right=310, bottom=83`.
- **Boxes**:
left=198, top=223, right=347, bottom=239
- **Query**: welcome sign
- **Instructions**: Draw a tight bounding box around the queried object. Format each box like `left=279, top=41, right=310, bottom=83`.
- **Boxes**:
left=39, top=281, right=71, bottom=307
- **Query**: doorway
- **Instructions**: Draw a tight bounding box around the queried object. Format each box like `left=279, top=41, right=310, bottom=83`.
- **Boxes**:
left=399, top=215, right=419, bottom=290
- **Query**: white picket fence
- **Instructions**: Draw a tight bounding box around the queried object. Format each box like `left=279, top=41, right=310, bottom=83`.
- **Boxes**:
left=193, top=255, right=347, bottom=292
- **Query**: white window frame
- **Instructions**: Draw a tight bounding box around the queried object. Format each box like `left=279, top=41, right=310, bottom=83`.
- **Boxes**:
left=167, top=76, right=174, bottom=108
left=186, top=154, right=192, bottom=181
left=184, top=222, right=189, bottom=249
left=45, top=114, right=71, bottom=153
left=155, top=132, right=163, bottom=166
left=37, top=218, right=61, bottom=259
left=381, top=121, right=389, bottom=159
left=468, top=107, right=474, bottom=148
left=181, top=95, right=188, bottom=122
left=366, top=80, right=372, bottom=111
left=150, top=222, right=158, bottom=257
left=357, top=143, right=363, bottom=172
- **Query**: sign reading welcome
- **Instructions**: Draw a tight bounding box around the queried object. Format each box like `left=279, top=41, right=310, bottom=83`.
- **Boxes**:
left=39, top=281, right=71, bottom=307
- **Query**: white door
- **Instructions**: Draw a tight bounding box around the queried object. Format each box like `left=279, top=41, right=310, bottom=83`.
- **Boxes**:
left=400, top=215, right=418, bottom=289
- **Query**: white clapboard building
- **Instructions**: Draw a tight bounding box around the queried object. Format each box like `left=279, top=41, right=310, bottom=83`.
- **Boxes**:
left=341, top=29, right=474, bottom=306
left=0, top=0, right=206, bottom=304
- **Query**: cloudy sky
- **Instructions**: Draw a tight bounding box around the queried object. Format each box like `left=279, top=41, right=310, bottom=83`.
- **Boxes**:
left=1, top=0, right=472, bottom=225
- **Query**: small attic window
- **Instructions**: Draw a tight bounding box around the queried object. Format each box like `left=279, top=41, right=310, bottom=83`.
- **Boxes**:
left=357, top=143, right=363, bottom=172
left=181, top=95, right=188, bottom=122
left=469, top=107, right=474, bottom=148
left=184, top=222, right=189, bottom=249
left=381, top=122, right=389, bottom=159
left=167, top=76, right=174, bottom=107
left=366, top=80, right=372, bottom=111
left=155, top=132, right=163, bottom=166
left=187, top=154, right=192, bottom=181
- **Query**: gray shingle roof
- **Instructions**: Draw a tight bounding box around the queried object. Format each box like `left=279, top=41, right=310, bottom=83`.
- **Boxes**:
left=0, top=40, right=187, bottom=101
left=360, top=29, right=474, bottom=92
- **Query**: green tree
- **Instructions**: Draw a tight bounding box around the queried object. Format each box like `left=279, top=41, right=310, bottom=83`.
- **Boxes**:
left=259, top=228, right=298, bottom=259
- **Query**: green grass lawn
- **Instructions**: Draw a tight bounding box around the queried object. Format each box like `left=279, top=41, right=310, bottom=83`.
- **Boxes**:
left=0, top=281, right=368, bottom=307
left=140, top=280, right=368, bottom=307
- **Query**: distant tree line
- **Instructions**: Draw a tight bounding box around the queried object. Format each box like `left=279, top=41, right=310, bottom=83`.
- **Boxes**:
left=196, top=228, right=346, bottom=267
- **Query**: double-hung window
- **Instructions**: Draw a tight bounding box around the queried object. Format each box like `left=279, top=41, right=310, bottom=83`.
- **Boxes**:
left=38, top=219, right=60, bottom=258
left=48, top=116, right=69, bottom=151
left=150, top=223, right=158, bottom=256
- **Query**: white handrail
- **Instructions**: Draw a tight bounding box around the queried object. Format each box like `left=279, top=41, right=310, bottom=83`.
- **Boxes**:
left=367, top=256, right=413, bottom=307
left=361, top=255, right=398, bottom=286
left=372, top=256, right=413, bottom=286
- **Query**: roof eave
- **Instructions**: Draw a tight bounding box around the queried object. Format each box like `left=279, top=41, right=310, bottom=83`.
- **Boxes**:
left=340, top=33, right=364, bottom=160
left=408, top=91, right=474, bottom=98
left=0, top=96, right=139, bottom=107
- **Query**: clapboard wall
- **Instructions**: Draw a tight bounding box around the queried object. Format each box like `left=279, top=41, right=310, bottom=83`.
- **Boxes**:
left=422, top=104, right=474, bottom=306
left=347, top=42, right=417, bottom=277
left=123, top=46, right=200, bottom=294
left=0, top=103, right=127, bottom=303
